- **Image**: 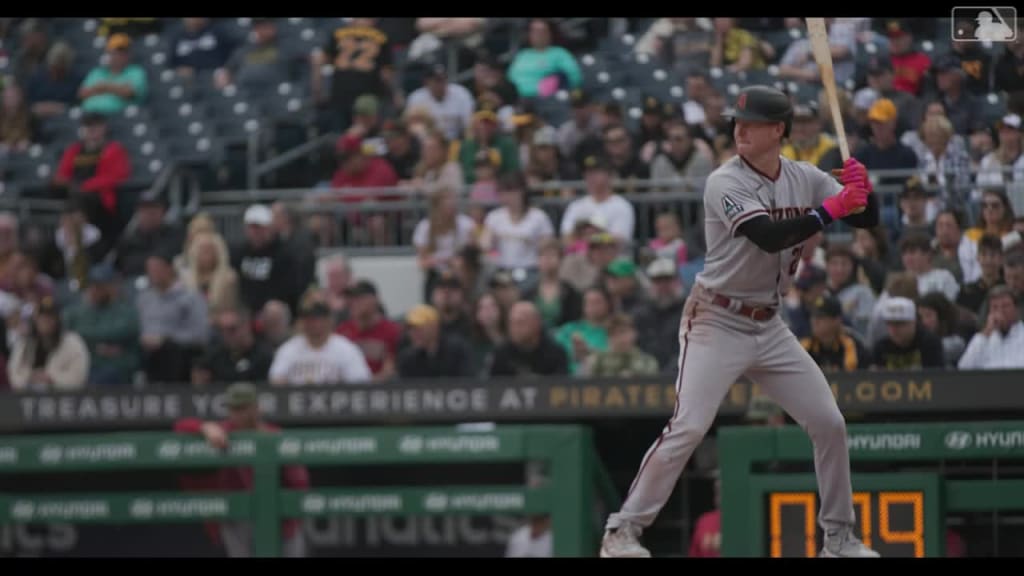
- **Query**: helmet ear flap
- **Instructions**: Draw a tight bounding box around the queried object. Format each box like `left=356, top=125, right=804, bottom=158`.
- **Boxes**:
left=784, top=119, right=792, bottom=139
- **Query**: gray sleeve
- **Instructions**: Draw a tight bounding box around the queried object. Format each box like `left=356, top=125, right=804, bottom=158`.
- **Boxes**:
left=170, top=292, right=210, bottom=346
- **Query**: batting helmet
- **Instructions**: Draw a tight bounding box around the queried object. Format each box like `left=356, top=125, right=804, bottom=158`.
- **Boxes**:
left=722, top=85, right=794, bottom=138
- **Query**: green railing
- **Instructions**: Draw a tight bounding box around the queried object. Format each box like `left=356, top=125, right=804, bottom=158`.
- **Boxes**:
left=0, top=425, right=618, bottom=557
left=719, top=421, right=1024, bottom=557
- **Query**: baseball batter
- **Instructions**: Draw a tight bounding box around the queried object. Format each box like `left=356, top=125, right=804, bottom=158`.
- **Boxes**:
left=600, top=85, right=881, bottom=558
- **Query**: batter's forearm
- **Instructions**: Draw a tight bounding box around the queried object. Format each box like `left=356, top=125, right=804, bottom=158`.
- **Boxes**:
left=839, top=193, right=880, bottom=228
left=736, top=213, right=827, bottom=253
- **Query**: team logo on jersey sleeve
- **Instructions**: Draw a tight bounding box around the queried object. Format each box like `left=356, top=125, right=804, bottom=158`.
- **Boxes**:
left=722, top=195, right=743, bottom=219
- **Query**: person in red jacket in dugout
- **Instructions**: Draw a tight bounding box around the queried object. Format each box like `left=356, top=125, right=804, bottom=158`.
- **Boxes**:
left=689, top=470, right=721, bottom=557
left=174, top=382, right=310, bottom=557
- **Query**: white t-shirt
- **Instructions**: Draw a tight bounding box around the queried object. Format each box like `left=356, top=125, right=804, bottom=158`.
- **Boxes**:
left=413, top=214, right=477, bottom=271
left=504, top=525, right=553, bottom=558
left=269, top=334, right=372, bottom=386
left=917, top=268, right=960, bottom=302
left=406, top=84, right=476, bottom=141
left=559, top=194, right=635, bottom=241
left=483, top=207, right=554, bottom=269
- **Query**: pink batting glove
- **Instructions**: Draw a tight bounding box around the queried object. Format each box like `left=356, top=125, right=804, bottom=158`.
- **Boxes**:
left=822, top=185, right=869, bottom=219
left=841, top=158, right=873, bottom=193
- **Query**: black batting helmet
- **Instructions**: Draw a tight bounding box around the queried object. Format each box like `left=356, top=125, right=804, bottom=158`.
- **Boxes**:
left=722, top=85, right=794, bottom=138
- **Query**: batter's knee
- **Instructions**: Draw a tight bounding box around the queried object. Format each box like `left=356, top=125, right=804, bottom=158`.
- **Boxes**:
left=805, top=403, right=847, bottom=443
left=654, top=415, right=713, bottom=465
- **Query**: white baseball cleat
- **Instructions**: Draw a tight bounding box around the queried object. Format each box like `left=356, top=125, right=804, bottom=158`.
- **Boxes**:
left=599, top=523, right=652, bottom=558
left=819, top=526, right=881, bottom=558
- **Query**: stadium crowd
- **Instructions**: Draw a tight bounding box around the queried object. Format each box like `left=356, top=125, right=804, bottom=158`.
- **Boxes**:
left=0, top=17, right=1023, bottom=392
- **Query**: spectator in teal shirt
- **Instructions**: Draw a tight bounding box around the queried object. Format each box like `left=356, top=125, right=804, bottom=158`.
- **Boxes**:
left=78, top=33, right=147, bottom=116
left=555, top=286, right=613, bottom=375
left=508, top=19, right=582, bottom=99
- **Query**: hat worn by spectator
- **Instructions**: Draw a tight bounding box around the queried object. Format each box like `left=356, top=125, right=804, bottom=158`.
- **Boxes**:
left=606, top=258, right=636, bottom=278
left=106, top=33, right=132, bottom=52
left=794, top=266, right=827, bottom=291
left=792, top=105, right=816, bottom=121
left=354, top=94, right=379, bottom=117
left=867, top=98, right=897, bottom=123
left=225, top=382, right=258, bottom=409
left=406, top=304, right=440, bottom=327
left=473, top=107, right=499, bottom=124
left=998, top=114, right=1022, bottom=131
left=344, top=279, right=379, bottom=298
left=588, top=232, right=618, bottom=247
left=149, top=242, right=179, bottom=266
left=900, top=176, right=932, bottom=198
left=933, top=54, right=961, bottom=74
left=881, top=297, right=916, bottom=322
left=244, top=204, right=273, bottom=226
left=811, top=294, right=843, bottom=318
left=532, top=125, right=558, bottom=147
left=582, top=154, right=614, bottom=173
left=646, top=258, right=677, bottom=280
left=298, top=297, right=331, bottom=318
left=425, top=61, right=447, bottom=79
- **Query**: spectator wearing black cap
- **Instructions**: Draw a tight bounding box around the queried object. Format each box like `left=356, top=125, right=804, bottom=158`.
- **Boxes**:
left=633, top=258, right=686, bottom=371
left=560, top=156, right=636, bottom=244
left=232, top=204, right=301, bottom=316
left=63, top=263, right=141, bottom=387
left=947, top=19, right=994, bottom=95
left=490, top=300, right=568, bottom=377
left=8, top=296, right=89, bottom=392
left=783, top=266, right=828, bottom=341
left=269, top=292, right=371, bottom=386
left=557, top=89, right=602, bottom=162
left=406, top=62, right=476, bottom=143
left=525, top=126, right=578, bottom=199
left=463, top=51, right=518, bottom=111
left=397, top=304, right=472, bottom=379
left=202, top=307, right=274, bottom=385
left=382, top=120, right=421, bottom=181
left=53, top=113, right=131, bottom=240
left=800, top=294, right=870, bottom=373
left=636, top=96, right=668, bottom=164
left=335, top=279, right=403, bottom=381
left=214, top=18, right=293, bottom=93
left=930, top=54, right=984, bottom=136
left=893, top=177, right=935, bottom=245
left=136, top=245, right=209, bottom=384
left=169, top=18, right=237, bottom=81
left=650, top=118, right=714, bottom=194
left=78, top=33, right=147, bottom=116
left=114, top=194, right=185, bottom=280
left=993, top=22, right=1024, bottom=93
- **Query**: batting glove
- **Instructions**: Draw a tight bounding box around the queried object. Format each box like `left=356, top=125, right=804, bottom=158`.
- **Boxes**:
left=832, top=158, right=873, bottom=193
left=822, top=185, right=869, bottom=220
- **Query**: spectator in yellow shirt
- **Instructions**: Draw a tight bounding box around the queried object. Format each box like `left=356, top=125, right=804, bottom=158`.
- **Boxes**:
left=782, top=105, right=837, bottom=168
left=710, top=18, right=774, bottom=73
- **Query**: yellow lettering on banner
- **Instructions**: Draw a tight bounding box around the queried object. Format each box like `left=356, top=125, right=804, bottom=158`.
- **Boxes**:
left=625, top=385, right=641, bottom=405
left=881, top=381, right=901, bottom=401
left=605, top=386, right=625, bottom=408
left=549, top=387, right=567, bottom=408
left=645, top=385, right=661, bottom=407
left=583, top=387, right=601, bottom=408
left=830, top=382, right=840, bottom=400
left=856, top=381, right=876, bottom=402
left=664, top=385, right=676, bottom=406
left=728, top=382, right=748, bottom=406
left=908, top=380, right=932, bottom=402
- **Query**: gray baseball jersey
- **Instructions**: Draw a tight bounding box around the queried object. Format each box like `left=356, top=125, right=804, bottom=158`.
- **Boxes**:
left=696, top=155, right=843, bottom=305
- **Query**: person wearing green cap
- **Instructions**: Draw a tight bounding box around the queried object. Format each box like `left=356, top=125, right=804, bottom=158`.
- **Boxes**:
left=554, top=286, right=612, bottom=375
left=173, top=382, right=310, bottom=557
left=603, top=258, right=645, bottom=316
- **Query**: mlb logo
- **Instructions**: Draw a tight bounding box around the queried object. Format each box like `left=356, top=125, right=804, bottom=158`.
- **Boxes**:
left=951, top=7, right=1017, bottom=42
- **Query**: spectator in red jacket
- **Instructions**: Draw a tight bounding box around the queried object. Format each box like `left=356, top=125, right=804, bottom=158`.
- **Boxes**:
left=53, top=113, right=131, bottom=239
left=330, top=134, right=400, bottom=245
left=335, top=279, right=402, bottom=381
left=173, top=382, right=309, bottom=557
left=688, top=471, right=721, bottom=557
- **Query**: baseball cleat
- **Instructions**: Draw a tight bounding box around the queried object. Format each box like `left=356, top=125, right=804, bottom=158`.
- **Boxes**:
left=599, top=523, right=652, bottom=558
left=819, top=526, right=881, bottom=557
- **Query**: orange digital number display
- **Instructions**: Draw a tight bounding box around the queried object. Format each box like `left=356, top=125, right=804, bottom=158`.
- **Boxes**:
left=767, top=491, right=926, bottom=558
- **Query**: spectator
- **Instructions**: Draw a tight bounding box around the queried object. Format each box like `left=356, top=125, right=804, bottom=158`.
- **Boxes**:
left=783, top=266, right=829, bottom=341
left=453, top=107, right=519, bottom=183
left=269, top=293, right=371, bottom=386
left=397, top=304, right=472, bottom=379
left=504, top=468, right=554, bottom=558
left=53, top=113, right=131, bottom=239
left=347, top=95, right=383, bottom=141
left=97, top=18, right=162, bottom=39
left=8, top=297, right=88, bottom=392
left=330, top=134, right=400, bottom=198
left=467, top=149, right=499, bottom=224
left=933, top=208, right=980, bottom=285
left=451, top=244, right=488, bottom=301
left=993, top=22, right=1024, bottom=94
left=560, top=156, right=636, bottom=243
left=467, top=292, right=506, bottom=376
left=901, top=233, right=960, bottom=302
left=490, top=301, right=568, bottom=377
left=681, top=70, right=713, bottom=130
left=916, top=292, right=967, bottom=367
left=258, top=300, right=292, bottom=350
left=173, top=383, right=309, bottom=557
left=1002, top=250, right=1024, bottom=308
left=406, top=62, right=475, bottom=142
left=319, top=254, right=352, bottom=325
left=894, top=176, right=935, bottom=242
left=603, top=258, right=646, bottom=317
left=851, top=226, right=894, bottom=295
left=382, top=120, right=421, bottom=182
left=601, top=123, right=651, bottom=188
left=650, top=119, right=714, bottom=195
left=25, top=41, right=81, bottom=119
left=854, top=59, right=923, bottom=137
left=800, top=294, right=870, bottom=372
left=525, top=126, right=578, bottom=198
left=0, top=213, right=18, bottom=282
left=181, top=230, right=240, bottom=317
left=558, top=89, right=602, bottom=162
left=507, top=19, right=582, bottom=99
left=0, top=81, right=36, bottom=155
left=688, top=471, right=722, bottom=558
left=958, top=285, right=1024, bottom=369
left=560, top=229, right=621, bottom=295
left=463, top=51, right=518, bottom=111
left=824, top=244, right=876, bottom=336
left=636, top=18, right=713, bottom=78
left=867, top=272, right=920, bottom=345
left=38, top=199, right=106, bottom=291
left=872, top=296, right=944, bottom=369
left=647, top=212, right=689, bottom=267
left=965, top=189, right=1017, bottom=246
left=709, top=18, right=773, bottom=73
left=931, top=54, right=984, bottom=136
left=63, top=263, right=139, bottom=387
left=203, top=308, right=274, bottom=385
left=487, top=269, right=522, bottom=317
left=635, top=96, right=669, bottom=164
left=0, top=250, right=55, bottom=315
left=13, top=19, right=49, bottom=82
left=173, top=212, right=216, bottom=273
left=915, top=114, right=972, bottom=210
left=778, top=19, right=855, bottom=86
left=409, top=130, right=464, bottom=196
left=580, top=313, right=658, bottom=378
left=633, top=258, right=685, bottom=371
left=480, top=173, right=554, bottom=285
left=414, top=187, right=477, bottom=301
left=525, top=238, right=582, bottom=329
left=169, top=18, right=236, bottom=80
left=555, top=286, right=612, bottom=375
left=114, top=195, right=184, bottom=280
left=781, top=106, right=836, bottom=168
left=977, top=114, right=1023, bottom=197
left=137, top=248, right=209, bottom=384
left=947, top=17, right=995, bottom=95
left=335, top=279, right=402, bottom=381
left=311, top=18, right=394, bottom=134
left=232, top=204, right=301, bottom=316
left=854, top=99, right=920, bottom=189
left=270, top=202, right=316, bottom=301
left=78, top=33, right=147, bottom=116
left=214, top=18, right=292, bottom=92
left=958, top=234, right=1005, bottom=313
left=885, top=20, right=931, bottom=97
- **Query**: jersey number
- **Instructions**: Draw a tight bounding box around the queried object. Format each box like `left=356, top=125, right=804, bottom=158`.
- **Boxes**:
left=334, top=37, right=380, bottom=72
left=788, top=245, right=804, bottom=277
